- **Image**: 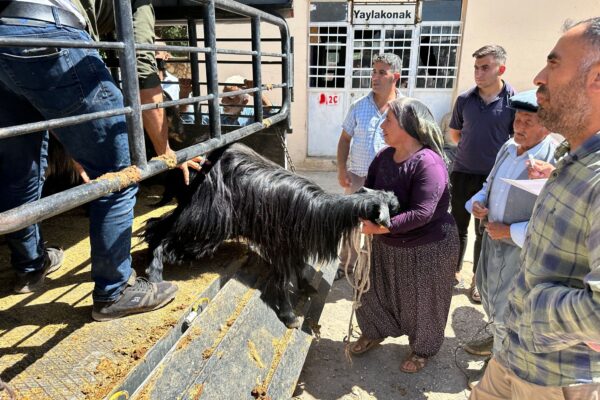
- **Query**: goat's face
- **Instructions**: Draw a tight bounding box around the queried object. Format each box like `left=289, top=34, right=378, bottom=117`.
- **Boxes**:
left=356, top=187, right=400, bottom=228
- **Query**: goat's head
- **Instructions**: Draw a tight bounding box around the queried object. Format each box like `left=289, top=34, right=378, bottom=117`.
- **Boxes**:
left=355, top=187, right=400, bottom=228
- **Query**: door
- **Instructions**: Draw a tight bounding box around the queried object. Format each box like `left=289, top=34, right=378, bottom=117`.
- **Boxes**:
left=307, top=22, right=462, bottom=157
left=307, top=25, right=349, bottom=157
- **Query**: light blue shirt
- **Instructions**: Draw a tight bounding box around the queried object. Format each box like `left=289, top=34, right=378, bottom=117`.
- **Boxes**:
left=343, top=89, right=403, bottom=177
left=465, top=136, right=555, bottom=247
left=201, top=106, right=255, bottom=126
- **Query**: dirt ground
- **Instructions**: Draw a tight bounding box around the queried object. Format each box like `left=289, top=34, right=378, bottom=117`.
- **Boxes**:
left=293, top=171, right=489, bottom=400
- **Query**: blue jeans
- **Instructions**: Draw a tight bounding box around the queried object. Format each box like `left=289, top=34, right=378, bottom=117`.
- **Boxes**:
left=0, top=21, right=137, bottom=302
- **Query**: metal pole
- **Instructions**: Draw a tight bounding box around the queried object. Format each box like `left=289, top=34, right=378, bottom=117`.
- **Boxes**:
left=187, top=19, right=202, bottom=125
left=113, top=0, right=147, bottom=168
left=203, top=0, right=221, bottom=138
left=280, top=22, right=292, bottom=132
left=0, top=113, right=288, bottom=235
left=251, top=16, right=263, bottom=123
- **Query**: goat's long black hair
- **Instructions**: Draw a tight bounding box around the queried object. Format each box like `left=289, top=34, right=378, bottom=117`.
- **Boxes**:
left=145, top=143, right=399, bottom=326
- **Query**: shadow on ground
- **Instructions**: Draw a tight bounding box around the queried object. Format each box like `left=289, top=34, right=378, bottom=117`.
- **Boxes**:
left=294, top=278, right=489, bottom=400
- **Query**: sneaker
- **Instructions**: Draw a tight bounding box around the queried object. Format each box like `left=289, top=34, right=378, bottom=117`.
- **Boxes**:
left=92, top=273, right=178, bottom=322
left=13, top=247, right=64, bottom=294
left=464, top=335, right=494, bottom=356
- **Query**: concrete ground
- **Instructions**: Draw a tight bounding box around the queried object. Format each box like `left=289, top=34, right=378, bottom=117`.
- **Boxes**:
left=293, top=171, right=487, bottom=400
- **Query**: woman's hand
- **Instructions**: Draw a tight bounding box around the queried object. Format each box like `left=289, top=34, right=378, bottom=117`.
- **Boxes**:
left=361, top=220, right=390, bottom=235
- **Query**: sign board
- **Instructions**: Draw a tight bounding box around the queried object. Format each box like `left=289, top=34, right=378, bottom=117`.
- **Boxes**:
left=352, top=2, right=417, bottom=25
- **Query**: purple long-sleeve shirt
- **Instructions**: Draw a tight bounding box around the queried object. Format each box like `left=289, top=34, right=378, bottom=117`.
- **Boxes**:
left=365, top=146, right=454, bottom=247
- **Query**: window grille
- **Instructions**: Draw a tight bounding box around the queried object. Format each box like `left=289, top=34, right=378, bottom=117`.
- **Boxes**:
left=308, top=25, right=347, bottom=88
left=352, top=28, right=413, bottom=89
left=416, top=23, right=461, bottom=89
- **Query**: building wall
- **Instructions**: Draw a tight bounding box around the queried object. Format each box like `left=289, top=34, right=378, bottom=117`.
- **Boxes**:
left=287, top=0, right=310, bottom=166
left=456, top=0, right=600, bottom=95
left=207, top=1, right=600, bottom=168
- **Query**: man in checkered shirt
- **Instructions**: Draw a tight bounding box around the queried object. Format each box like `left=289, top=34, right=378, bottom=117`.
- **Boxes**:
left=335, top=53, right=403, bottom=279
left=470, top=17, right=600, bottom=400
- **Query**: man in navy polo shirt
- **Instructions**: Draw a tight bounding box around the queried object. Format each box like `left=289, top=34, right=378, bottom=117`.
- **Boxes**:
left=448, top=45, right=516, bottom=305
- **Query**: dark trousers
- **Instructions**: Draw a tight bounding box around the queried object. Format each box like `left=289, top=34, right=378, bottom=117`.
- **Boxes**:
left=450, top=171, right=487, bottom=274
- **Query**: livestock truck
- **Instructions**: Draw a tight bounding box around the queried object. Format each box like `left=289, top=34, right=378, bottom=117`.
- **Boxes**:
left=0, top=1, right=335, bottom=398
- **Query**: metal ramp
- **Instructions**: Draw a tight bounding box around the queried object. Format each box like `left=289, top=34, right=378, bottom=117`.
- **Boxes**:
left=119, top=257, right=335, bottom=400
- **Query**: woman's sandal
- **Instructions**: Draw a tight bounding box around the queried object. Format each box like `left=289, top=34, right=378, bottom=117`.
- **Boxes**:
left=349, top=336, right=384, bottom=355
left=400, top=352, right=428, bottom=373
left=470, top=285, right=482, bottom=303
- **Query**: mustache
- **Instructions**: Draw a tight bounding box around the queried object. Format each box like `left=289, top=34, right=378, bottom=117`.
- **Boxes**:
left=537, top=85, right=549, bottom=96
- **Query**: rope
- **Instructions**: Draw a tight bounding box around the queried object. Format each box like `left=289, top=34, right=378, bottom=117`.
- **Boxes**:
left=342, top=225, right=373, bottom=364
left=0, top=377, right=16, bottom=400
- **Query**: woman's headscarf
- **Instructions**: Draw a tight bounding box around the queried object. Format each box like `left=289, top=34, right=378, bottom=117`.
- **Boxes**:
left=387, top=97, right=450, bottom=167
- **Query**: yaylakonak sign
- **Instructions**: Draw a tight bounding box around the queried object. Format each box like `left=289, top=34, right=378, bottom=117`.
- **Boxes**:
left=352, top=3, right=417, bottom=25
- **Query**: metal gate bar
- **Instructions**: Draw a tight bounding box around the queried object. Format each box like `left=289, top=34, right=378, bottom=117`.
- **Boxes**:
left=0, top=0, right=292, bottom=235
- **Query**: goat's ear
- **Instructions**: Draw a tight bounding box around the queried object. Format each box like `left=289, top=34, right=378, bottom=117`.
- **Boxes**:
left=367, top=202, right=381, bottom=222
left=356, top=186, right=373, bottom=194
left=375, top=203, right=392, bottom=227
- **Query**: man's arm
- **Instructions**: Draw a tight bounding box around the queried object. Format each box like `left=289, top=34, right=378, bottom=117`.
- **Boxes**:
left=140, top=87, right=202, bottom=185
left=518, top=193, right=600, bottom=353
left=133, top=5, right=202, bottom=184
left=178, top=78, right=193, bottom=114
left=337, top=130, right=352, bottom=189
left=509, top=221, right=528, bottom=247
left=140, top=87, right=170, bottom=155
left=243, top=79, right=273, bottom=113
left=448, top=128, right=461, bottom=145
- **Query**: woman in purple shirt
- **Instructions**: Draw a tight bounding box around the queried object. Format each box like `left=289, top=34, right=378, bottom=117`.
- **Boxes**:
left=349, top=97, right=459, bottom=374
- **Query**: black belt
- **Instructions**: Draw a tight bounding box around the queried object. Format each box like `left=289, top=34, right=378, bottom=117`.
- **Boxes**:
left=0, top=1, right=85, bottom=30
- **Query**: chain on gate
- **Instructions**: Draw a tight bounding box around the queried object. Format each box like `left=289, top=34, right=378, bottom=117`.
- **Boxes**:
left=277, top=131, right=296, bottom=173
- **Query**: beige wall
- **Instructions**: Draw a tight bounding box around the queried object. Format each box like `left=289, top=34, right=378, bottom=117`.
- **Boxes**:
left=286, top=0, right=309, bottom=166
left=456, top=0, right=600, bottom=95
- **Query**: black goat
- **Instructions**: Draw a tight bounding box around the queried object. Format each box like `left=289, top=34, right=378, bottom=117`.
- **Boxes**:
left=144, top=143, right=399, bottom=327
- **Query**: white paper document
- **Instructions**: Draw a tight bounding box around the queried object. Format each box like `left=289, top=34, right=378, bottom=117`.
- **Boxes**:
left=501, top=178, right=548, bottom=196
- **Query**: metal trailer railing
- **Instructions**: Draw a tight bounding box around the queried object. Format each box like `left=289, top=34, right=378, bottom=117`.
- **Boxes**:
left=0, top=0, right=292, bottom=236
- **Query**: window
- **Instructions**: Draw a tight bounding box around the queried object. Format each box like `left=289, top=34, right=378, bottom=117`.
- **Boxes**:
left=309, top=26, right=347, bottom=88
left=352, top=28, right=412, bottom=89
left=416, top=23, right=461, bottom=89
